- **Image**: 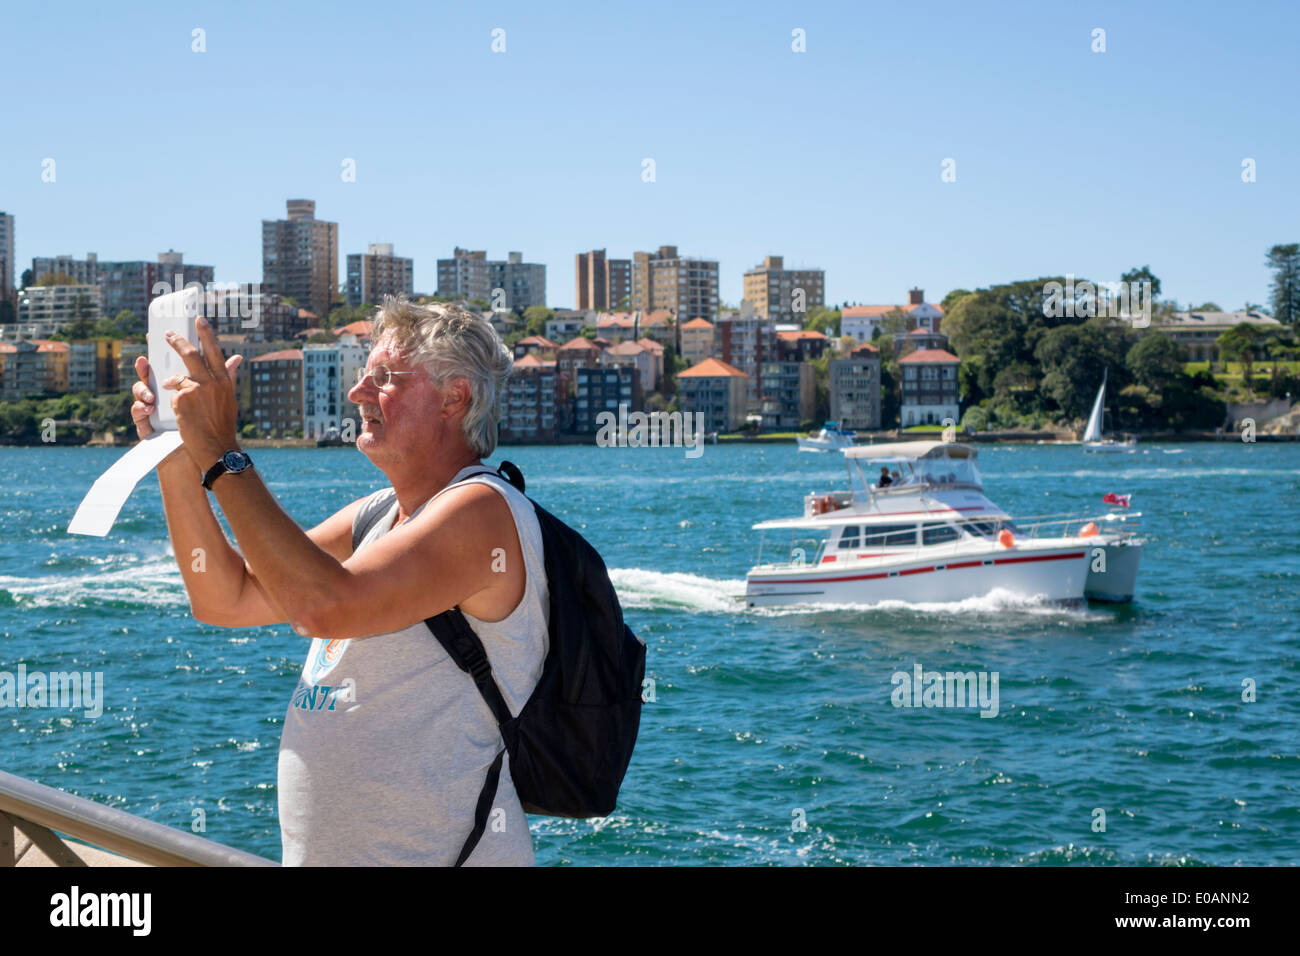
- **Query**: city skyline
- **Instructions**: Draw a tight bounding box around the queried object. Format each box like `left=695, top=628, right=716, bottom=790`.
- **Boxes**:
left=2, top=1, right=1297, bottom=313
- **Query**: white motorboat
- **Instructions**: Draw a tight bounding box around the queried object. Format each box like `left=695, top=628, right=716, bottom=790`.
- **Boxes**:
left=797, top=421, right=858, bottom=452
left=1082, top=370, right=1137, bottom=453
left=744, top=440, right=1143, bottom=608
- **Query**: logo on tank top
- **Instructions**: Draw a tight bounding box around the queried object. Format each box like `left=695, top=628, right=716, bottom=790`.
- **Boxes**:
left=308, top=638, right=349, bottom=682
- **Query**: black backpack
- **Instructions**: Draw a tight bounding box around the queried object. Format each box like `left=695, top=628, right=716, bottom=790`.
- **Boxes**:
left=353, top=460, right=646, bottom=865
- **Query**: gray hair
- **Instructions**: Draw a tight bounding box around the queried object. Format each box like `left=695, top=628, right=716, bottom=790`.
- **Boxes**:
left=370, top=295, right=513, bottom=457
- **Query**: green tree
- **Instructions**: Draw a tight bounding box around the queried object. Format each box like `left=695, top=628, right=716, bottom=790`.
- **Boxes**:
left=1034, top=322, right=1133, bottom=420
left=940, top=289, right=972, bottom=314
left=1217, top=323, right=1264, bottom=393
left=35, top=272, right=78, bottom=287
left=1126, top=333, right=1186, bottom=392
left=1187, top=302, right=1223, bottom=312
left=803, top=306, right=840, bottom=336
left=1121, top=265, right=1162, bottom=300
left=1265, top=243, right=1300, bottom=326
left=0, top=300, right=15, bottom=325
left=523, top=305, right=554, bottom=337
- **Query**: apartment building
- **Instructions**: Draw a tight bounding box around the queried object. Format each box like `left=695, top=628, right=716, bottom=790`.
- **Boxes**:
left=631, top=245, right=718, bottom=323
left=556, top=336, right=602, bottom=381
left=346, top=243, right=414, bottom=306
left=249, top=349, right=304, bottom=436
left=262, top=200, right=338, bottom=319
left=575, top=249, right=632, bottom=311
left=303, top=341, right=367, bottom=440
left=33, top=251, right=217, bottom=321
left=0, top=212, right=14, bottom=305
left=743, top=256, right=825, bottom=325
left=714, top=304, right=775, bottom=411
left=0, top=340, right=68, bottom=399
left=680, top=317, right=714, bottom=366
left=759, top=361, right=815, bottom=430
left=9, top=284, right=102, bottom=339
left=678, top=358, right=750, bottom=433
left=501, top=354, right=567, bottom=441
left=829, top=343, right=882, bottom=431
left=546, top=309, right=594, bottom=342
left=898, top=348, right=960, bottom=427
left=574, top=366, right=641, bottom=434
left=775, top=329, right=830, bottom=362
left=603, top=340, right=658, bottom=393
left=437, top=249, right=545, bottom=309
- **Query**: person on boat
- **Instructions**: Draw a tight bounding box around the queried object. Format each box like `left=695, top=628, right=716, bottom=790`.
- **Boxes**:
left=878, top=467, right=893, bottom=488
left=130, top=295, right=545, bottom=866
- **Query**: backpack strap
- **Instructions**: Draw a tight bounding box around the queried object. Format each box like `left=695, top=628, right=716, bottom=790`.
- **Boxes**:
left=422, top=460, right=529, bottom=866
left=425, top=608, right=516, bottom=865
left=351, top=489, right=398, bottom=553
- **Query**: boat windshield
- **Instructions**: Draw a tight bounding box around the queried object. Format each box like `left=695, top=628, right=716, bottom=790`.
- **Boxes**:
left=854, top=453, right=981, bottom=491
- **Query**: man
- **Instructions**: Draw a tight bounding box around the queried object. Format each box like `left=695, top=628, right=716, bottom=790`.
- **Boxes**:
left=131, top=296, right=547, bottom=865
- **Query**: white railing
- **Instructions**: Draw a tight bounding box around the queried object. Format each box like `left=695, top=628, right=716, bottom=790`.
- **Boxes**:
left=0, top=768, right=277, bottom=867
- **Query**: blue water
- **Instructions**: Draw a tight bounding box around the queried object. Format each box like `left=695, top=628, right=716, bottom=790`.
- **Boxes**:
left=1, top=442, right=1297, bottom=865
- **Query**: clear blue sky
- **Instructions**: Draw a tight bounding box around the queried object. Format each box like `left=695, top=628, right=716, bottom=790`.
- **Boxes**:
left=3, top=0, right=1296, bottom=312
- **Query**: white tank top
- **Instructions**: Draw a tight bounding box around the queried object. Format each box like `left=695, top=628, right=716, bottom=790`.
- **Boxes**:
left=276, top=465, right=549, bottom=865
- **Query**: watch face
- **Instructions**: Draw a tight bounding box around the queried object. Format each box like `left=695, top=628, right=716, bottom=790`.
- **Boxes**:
left=223, top=451, right=250, bottom=472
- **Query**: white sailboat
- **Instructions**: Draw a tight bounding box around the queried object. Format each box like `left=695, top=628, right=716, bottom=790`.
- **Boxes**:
left=1082, top=370, right=1137, bottom=454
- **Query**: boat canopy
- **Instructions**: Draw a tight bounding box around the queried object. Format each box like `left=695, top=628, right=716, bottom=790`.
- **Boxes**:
left=842, top=440, right=977, bottom=461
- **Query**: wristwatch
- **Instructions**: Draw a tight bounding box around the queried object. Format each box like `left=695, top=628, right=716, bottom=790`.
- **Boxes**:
left=203, top=449, right=254, bottom=490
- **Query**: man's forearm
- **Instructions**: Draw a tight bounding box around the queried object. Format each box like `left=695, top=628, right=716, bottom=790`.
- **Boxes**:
left=156, top=447, right=253, bottom=619
left=205, top=462, right=346, bottom=634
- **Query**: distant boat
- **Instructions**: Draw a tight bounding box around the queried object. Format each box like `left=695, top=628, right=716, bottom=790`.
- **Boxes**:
left=1082, top=370, right=1137, bottom=454
left=316, top=425, right=345, bottom=447
left=797, top=422, right=857, bottom=453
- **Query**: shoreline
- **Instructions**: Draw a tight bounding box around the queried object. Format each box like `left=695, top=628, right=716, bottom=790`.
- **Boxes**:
left=21, top=430, right=1294, bottom=449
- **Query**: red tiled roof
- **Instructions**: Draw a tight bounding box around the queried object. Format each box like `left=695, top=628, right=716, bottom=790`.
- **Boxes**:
left=776, top=330, right=828, bottom=341
left=679, top=358, right=750, bottom=379
left=251, top=349, right=304, bottom=362
left=335, top=320, right=373, bottom=337
left=298, top=308, right=318, bottom=320
left=635, top=337, right=664, bottom=352
left=850, top=343, right=880, bottom=355
left=842, top=305, right=899, bottom=317
left=557, top=337, right=599, bottom=351
left=642, top=309, right=674, bottom=326
left=514, top=353, right=546, bottom=368
left=607, top=341, right=647, bottom=355
left=898, top=348, right=959, bottom=364
left=682, top=317, right=714, bottom=330
left=30, top=339, right=70, bottom=352
left=517, top=335, right=558, bottom=348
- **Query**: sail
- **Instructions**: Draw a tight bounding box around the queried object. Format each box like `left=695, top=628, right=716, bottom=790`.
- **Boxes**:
left=1083, top=375, right=1106, bottom=443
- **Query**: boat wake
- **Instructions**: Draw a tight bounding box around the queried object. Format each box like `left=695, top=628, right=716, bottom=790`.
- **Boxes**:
left=0, top=550, right=186, bottom=609
left=608, top=568, right=745, bottom=613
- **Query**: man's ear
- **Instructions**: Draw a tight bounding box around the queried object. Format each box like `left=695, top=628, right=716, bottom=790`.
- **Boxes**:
left=442, top=377, right=472, bottom=411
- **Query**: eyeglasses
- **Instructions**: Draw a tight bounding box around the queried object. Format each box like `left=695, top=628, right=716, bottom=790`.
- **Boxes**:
left=354, top=364, right=431, bottom=390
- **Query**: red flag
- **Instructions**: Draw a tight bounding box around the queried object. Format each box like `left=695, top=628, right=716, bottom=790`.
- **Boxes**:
left=1102, top=492, right=1131, bottom=508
